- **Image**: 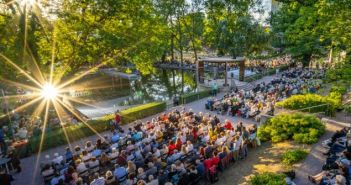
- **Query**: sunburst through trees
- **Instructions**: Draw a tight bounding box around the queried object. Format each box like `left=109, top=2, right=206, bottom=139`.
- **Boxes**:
left=0, top=0, right=109, bottom=184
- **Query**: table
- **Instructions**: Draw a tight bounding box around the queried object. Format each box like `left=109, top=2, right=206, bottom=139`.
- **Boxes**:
left=0, top=158, right=11, bottom=173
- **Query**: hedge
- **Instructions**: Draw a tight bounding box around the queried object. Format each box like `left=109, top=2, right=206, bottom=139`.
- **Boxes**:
left=249, top=172, right=286, bottom=185
left=118, top=101, right=166, bottom=124
left=23, top=102, right=166, bottom=156
left=276, top=93, right=342, bottom=116
left=258, top=113, right=325, bottom=144
left=180, top=89, right=212, bottom=104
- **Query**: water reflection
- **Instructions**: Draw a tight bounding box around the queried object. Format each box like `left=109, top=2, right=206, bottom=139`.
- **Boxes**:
left=120, top=69, right=197, bottom=105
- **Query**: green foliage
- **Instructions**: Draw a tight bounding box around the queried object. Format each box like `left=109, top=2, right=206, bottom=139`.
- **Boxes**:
left=344, top=104, right=351, bottom=114
left=281, top=149, right=308, bottom=165
left=180, top=89, right=212, bottom=104
left=330, top=85, right=347, bottom=95
left=271, top=1, right=351, bottom=66
left=249, top=172, right=286, bottom=185
left=276, top=93, right=342, bottom=116
left=258, top=113, right=325, bottom=144
left=326, top=63, right=351, bottom=82
left=27, top=120, right=108, bottom=155
left=24, top=102, right=166, bottom=156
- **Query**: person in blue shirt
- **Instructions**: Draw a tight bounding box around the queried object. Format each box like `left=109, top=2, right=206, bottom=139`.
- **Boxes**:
left=196, top=159, right=205, bottom=176
left=91, top=147, right=102, bottom=157
left=114, top=164, right=127, bottom=183
left=111, top=131, right=120, bottom=143
left=65, top=147, right=73, bottom=163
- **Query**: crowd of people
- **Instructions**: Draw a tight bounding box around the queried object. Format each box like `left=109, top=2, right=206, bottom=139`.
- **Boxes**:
left=205, top=68, right=325, bottom=120
left=40, top=109, right=259, bottom=185
left=308, top=127, right=351, bottom=185
left=245, top=55, right=292, bottom=73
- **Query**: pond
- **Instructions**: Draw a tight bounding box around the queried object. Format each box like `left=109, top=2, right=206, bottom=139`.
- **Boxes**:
left=121, top=69, right=198, bottom=105
left=72, top=69, right=197, bottom=118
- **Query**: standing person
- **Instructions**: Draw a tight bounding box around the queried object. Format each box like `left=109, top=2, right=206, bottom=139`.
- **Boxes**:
left=0, top=126, right=7, bottom=155
left=114, top=111, right=124, bottom=133
left=8, top=149, right=21, bottom=173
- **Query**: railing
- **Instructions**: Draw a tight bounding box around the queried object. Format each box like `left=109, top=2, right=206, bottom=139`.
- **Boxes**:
left=275, top=103, right=331, bottom=116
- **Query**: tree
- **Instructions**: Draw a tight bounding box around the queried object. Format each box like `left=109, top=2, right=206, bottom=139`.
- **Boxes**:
left=204, top=0, right=269, bottom=58
left=271, top=0, right=351, bottom=66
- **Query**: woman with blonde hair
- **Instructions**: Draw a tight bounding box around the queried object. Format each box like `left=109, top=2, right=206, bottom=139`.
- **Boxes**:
left=105, top=170, right=118, bottom=185
left=127, top=160, right=136, bottom=174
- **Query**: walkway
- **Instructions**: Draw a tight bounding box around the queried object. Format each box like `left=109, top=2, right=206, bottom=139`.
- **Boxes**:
left=294, top=121, right=349, bottom=185
left=76, top=96, right=132, bottom=119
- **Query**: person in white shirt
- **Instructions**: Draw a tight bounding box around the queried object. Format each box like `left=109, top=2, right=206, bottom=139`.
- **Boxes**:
left=147, top=175, right=159, bottom=185
left=85, top=141, right=95, bottom=153
left=88, top=157, right=99, bottom=168
left=185, top=141, right=194, bottom=153
left=90, top=173, right=105, bottom=185
left=52, top=153, right=63, bottom=164
left=81, top=150, right=92, bottom=163
left=17, top=127, right=28, bottom=139
left=76, top=159, right=88, bottom=173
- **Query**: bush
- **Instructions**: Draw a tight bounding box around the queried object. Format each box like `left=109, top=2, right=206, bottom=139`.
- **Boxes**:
left=258, top=113, right=325, bottom=144
left=330, top=85, right=347, bottom=95
left=180, top=90, right=212, bottom=104
left=344, top=104, right=351, bottom=114
left=282, top=149, right=308, bottom=165
left=25, top=102, right=166, bottom=155
left=249, top=172, right=286, bottom=185
left=276, top=93, right=341, bottom=116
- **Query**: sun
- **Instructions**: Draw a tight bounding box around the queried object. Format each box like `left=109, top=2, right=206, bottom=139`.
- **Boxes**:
left=41, top=83, right=58, bottom=100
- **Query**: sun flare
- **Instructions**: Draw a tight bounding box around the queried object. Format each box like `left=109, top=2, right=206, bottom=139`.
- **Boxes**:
left=41, top=83, right=58, bottom=100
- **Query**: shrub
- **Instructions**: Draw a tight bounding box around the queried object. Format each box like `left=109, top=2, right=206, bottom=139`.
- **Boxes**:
left=344, top=104, right=351, bottom=114
left=330, top=85, right=347, bottom=95
left=282, top=149, right=308, bottom=165
left=258, top=113, right=325, bottom=144
left=249, top=172, right=286, bottom=185
left=180, top=90, right=212, bottom=104
left=25, top=102, right=166, bottom=156
left=276, top=93, right=341, bottom=116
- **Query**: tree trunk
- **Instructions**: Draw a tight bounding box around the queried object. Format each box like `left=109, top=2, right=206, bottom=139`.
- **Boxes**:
left=302, top=54, right=312, bottom=67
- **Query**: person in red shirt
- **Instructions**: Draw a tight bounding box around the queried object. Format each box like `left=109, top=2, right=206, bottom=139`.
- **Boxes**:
left=204, top=158, right=213, bottom=171
left=211, top=151, right=220, bottom=167
left=175, top=138, right=182, bottom=151
left=224, top=120, right=233, bottom=130
left=114, top=111, right=124, bottom=133
left=168, top=140, right=176, bottom=155
left=192, top=127, right=198, bottom=142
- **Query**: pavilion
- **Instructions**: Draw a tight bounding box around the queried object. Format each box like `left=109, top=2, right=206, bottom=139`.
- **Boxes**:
left=196, top=56, right=246, bottom=86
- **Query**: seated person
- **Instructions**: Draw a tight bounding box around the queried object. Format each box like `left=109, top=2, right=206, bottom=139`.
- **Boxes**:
left=75, top=159, right=88, bottom=174
left=41, top=164, right=55, bottom=177
left=88, top=157, right=99, bottom=168
left=114, top=164, right=127, bottom=183
left=91, top=147, right=102, bottom=157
